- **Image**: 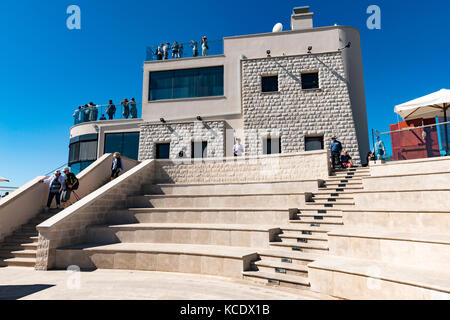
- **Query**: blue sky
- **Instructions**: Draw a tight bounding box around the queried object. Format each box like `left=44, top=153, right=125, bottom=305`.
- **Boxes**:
left=0, top=0, right=449, bottom=187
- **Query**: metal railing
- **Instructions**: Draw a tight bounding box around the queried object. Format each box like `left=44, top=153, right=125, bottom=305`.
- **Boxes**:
left=73, top=102, right=142, bottom=125
left=146, top=39, right=223, bottom=61
left=372, top=120, right=450, bottom=162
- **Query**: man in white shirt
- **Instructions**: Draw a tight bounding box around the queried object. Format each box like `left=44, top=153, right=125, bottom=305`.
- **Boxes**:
left=233, top=138, right=244, bottom=157
left=40, top=170, right=64, bottom=211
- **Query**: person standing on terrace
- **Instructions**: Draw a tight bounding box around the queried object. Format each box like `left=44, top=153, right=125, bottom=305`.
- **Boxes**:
left=73, top=106, right=82, bottom=124
left=111, top=152, right=124, bottom=181
left=83, top=104, right=90, bottom=122
left=121, top=98, right=130, bottom=119
left=172, top=41, right=180, bottom=59
left=374, top=136, right=386, bottom=160
left=88, top=102, right=98, bottom=121
left=179, top=43, right=184, bottom=58
left=190, top=40, right=198, bottom=57
left=156, top=44, right=164, bottom=60
left=130, top=98, right=138, bottom=119
left=163, top=43, right=170, bottom=60
left=106, top=100, right=116, bottom=120
left=330, top=136, right=343, bottom=170
left=201, top=36, right=208, bottom=56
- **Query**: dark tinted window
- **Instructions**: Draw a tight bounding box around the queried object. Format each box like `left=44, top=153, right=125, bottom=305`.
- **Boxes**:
left=191, top=141, right=208, bottom=158
left=70, top=161, right=94, bottom=175
left=263, top=137, right=281, bottom=155
left=69, top=136, right=97, bottom=165
left=305, top=136, right=324, bottom=151
left=301, top=72, right=319, bottom=89
left=104, top=132, right=140, bottom=160
left=150, top=66, right=224, bottom=101
left=261, top=75, right=278, bottom=92
left=156, top=143, right=170, bottom=159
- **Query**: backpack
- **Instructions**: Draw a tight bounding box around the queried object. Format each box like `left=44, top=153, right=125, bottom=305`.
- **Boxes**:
left=68, top=173, right=79, bottom=190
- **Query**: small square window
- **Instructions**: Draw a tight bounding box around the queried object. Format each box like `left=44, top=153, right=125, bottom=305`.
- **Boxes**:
left=305, top=136, right=324, bottom=151
left=301, top=72, right=319, bottom=90
left=191, top=141, right=208, bottom=158
left=156, top=143, right=170, bottom=159
left=263, top=137, right=281, bottom=155
left=261, top=75, right=278, bottom=92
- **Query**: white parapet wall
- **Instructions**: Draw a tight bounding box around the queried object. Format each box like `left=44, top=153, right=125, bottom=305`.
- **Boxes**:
left=0, top=154, right=138, bottom=243
left=369, top=156, right=450, bottom=176
left=155, top=150, right=330, bottom=184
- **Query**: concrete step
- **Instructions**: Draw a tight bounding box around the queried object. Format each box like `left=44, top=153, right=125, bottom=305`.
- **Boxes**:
left=282, top=225, right=338, bottom=233
left=3, top=235, right=39, bottom=244
left=55, top=243, right=259, bottom=279
left=296, top=211, right=343, bottom=218
left=86, top=223, right=280, bottom=248
left=270, top=241, right=329, bottom=253
left=312, top=191, right=355, bottom=197
left=319, top=186, right=364, bottom=192
left=242, top=271, right=310, bottom=289
left=254, top=259, right=308, bottom=277
left=0, top=242, right=38, bottom=251
left=308, top=196, right=354, bottom=204
left=308, top=256, right=450, bottom=299
left=291, top=216, right=344, bottom=224
left=142, top=180, right=318, bottom=196
left=305, top=202, right=355, bottom=209
left=107, top=208, right=292, bottom=226
left=0, top=257, right=36, bottom=267
left=127, top=193, right=306, bottom=209
left=278, top=234, right=328, bottom=246
left=0, top=249, right=36, bottom=259
left=288, top=219, right=344, bottom=227
left=257, top=249, right=323, bottom=266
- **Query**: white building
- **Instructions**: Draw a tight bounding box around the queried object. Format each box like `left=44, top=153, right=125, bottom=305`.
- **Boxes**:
left=69, top=6, right=369, bottom=172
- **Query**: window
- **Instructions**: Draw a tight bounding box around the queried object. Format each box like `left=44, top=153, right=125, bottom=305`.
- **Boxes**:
left=263, top=137, right=281, bottom=155
left=70, top=161, right=94, bottom=175
left=305, top=136, right=324, bottom=151
left=261, top=75, right=278, bottom=92
left=69, top=135, right=98, bottom=165
left=104, top=132, right=140, bottom=160
left=156, top=143, right=170, bottom=159
left=301, top=72, right=319, bottom=89
left=149, top=66, right=224, bottom=101
left=191, top=141, right=208, bottom=158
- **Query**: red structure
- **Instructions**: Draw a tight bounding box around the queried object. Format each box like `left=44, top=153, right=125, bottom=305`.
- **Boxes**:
left=390, top=118, right=440, bottom=161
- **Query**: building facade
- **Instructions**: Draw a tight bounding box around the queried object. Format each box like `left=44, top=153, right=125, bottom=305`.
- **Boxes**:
left=68, top=7, right=369, bottom=172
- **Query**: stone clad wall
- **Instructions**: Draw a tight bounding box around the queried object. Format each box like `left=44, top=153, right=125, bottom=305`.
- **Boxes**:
left=155, top=151, right=330, bottom=184
left=241, top=52, right=361, bottom=165
left=138, top=121, right=225, bottom=161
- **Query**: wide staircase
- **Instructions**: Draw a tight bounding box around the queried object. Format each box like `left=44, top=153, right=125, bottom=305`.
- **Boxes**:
left=0, top=210, right=61, bottom=267
left=242, top=167, right=369, bottom=289
left=55, top=167, right=371, bottom=292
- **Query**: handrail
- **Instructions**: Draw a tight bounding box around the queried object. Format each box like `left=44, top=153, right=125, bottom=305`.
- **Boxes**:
left=45, top=163, right=69, bottom=176
left=375, top=121, right=450, bottom=135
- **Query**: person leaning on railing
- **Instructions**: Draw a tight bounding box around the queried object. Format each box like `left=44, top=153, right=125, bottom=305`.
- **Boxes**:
left=83, top=104, right=90, bottom=122
left=121, top=98, right=130, bottom=119
left=190, top=40, right=199, bottom=57
left=201, top=36, right=208, bottom=56
left=88, top=102, right=98, bottom=121
left=106, top=100, right=116, bottom=120
left=129, top=98, right=138, bottom=118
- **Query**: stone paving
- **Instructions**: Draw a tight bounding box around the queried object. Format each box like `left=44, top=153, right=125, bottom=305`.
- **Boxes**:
left=0, top=267, right=336, bottom=300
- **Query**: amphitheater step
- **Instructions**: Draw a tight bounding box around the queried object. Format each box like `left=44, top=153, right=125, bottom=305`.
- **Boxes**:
left=257, top=249, right=323, bottom=266
left=86, top=223, right=280, bottom=248
left=0, top=257, right=36, bottom=267
left=127, top=193, right=306, bottom=209
left=308, top=256, right=450, bottom=299
left=55, top=242, right=259, bottom=279
left=107, top=208, right=292, bottom=226
left=242, top=271, right=310, bottom=289
left=278, top=234, right=328, bottom=245
left=0, top=249, right=36, bottom=259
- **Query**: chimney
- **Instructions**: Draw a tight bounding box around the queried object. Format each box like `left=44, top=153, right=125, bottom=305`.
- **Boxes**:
left=291, top=6, right=314, bottom=30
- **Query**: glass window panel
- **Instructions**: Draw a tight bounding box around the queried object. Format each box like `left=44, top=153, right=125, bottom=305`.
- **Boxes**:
left=79, top=140, right=97, bottom=161
left=263, top=138, right=281, bottom=155
left=301, top=73, right=319, bottom=89
left=69, top=142, right=80, bottom=164
left=191, top=141, right=208, bottom=158
left=150, top=71, right=173, bottom=100
left=305, top=136, right=324, bottom=151
left=262, top=76, right=278, bottom=92
left=122, top=132, right=140, bottom=160
left=173, top=69, right=198, bottom=99
left=104, top=133, right=124, bottom=155
left=156, top=143, right=170, bottom=159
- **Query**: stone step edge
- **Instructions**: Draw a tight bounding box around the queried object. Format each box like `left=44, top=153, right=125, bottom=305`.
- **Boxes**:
left=270, top=242, right=329, bottom=250
left=242, top=271, right=310, bottom=286
left=254, top=260, right=308, bottom=272
left=88, top=224, right=281, bottom=232
left=137, top=192, right=307, bottom=198
left=145, top=179, right=320, bottom=187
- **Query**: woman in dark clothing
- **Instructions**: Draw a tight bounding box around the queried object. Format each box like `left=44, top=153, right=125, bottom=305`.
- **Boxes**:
left=111, top=152, right=124, bottom=181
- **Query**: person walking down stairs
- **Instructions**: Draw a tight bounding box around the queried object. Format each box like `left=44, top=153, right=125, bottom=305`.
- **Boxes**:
left=111, top=152, right=124, bottom=181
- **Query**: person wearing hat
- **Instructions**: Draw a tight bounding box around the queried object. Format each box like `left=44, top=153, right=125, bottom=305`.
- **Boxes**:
left=201, top=36, right=208, bottom=56
left=40, top=170, right=64, bottom=211
left=61, top=167, right=79, bottom=209
left=330, top=136, right=343, bottom=170
left=111, top=152, right=124, bottom=181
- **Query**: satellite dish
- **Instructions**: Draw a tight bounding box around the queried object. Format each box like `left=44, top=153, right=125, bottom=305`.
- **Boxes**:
left=272, top=23, right=283, bottom=33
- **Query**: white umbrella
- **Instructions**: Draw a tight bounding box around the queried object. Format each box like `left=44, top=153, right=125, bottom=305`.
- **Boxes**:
left=0, top=177, right=9, bottom=182
left=394, top=89, right=450, bottom=154
left=394, top=89, right=450, bottom=120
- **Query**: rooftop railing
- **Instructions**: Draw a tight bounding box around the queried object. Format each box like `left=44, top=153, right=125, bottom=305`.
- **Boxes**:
left=73, top=102, right=142, bottom=125
left=371, top=119, right=450, bottom=163
left=146, top=39, right=223, bottom=61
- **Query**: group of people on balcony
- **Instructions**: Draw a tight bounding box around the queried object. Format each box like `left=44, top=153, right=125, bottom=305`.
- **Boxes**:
left=73, top=98, right=138, bottom=124
left=153, top=37, right=209, bottom=60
